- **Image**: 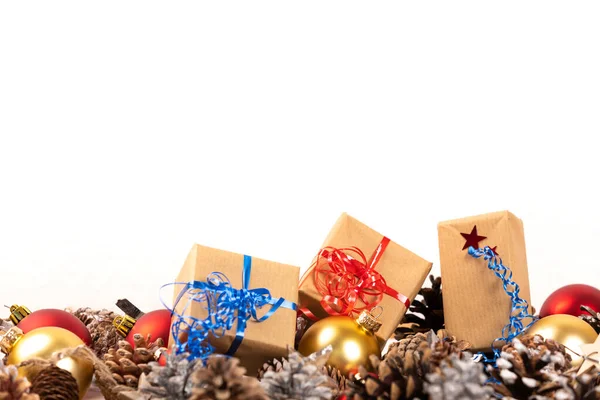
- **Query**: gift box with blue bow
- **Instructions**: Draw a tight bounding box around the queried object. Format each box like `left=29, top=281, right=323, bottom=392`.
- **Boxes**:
left=166, top=244, right=300, bottom=374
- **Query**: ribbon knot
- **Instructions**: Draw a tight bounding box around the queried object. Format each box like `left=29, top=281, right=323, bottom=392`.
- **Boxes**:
left=164, top=255, right=296, bottom=361
left=303, top=237, right=410, bottom=317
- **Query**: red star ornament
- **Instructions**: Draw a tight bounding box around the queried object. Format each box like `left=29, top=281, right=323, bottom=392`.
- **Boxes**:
left=460, top=225, right=487, bottom=250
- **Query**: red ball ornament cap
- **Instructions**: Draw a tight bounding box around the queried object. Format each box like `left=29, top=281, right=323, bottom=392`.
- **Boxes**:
left=113, top=315, right=137, bottom=338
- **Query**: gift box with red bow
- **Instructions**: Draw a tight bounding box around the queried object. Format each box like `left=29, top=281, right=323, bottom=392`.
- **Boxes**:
left=298, top=213, right=432, bottom=346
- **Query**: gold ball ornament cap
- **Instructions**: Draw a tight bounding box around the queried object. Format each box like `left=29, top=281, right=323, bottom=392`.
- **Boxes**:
left=356, top=309, right=383, bottom=333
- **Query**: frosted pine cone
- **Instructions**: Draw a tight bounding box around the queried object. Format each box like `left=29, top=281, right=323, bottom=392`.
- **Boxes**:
left=488, top=337, right=569, bottom=399
left=260, top=347, right=336, bottom=400
left=424, top=352, right=494, bottom=400
left=139, top=351, right=200, bottom=399
left=258, top=356, right=347, bottom=394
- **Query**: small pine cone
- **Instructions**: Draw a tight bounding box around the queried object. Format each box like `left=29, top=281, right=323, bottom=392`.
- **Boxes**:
left=30, top=365, right=79, bottom=400
left=580, top=305, right=600, bottom=334
left=501, top=334, right=571, bottom=373
left=104, top=334, right=163, bottom=388
left=191, top=356, right=268, bottom=400
left=69, top=307, right=120, bottom=358
left=488, top=337, right=568, bottom=399
left=424, top=352, right=494, bottom=400
left=0, top=361, right=40, bottom=400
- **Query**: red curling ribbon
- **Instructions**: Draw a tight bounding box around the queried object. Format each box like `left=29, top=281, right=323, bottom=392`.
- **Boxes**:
left=299, top=237, right=410, bottom=318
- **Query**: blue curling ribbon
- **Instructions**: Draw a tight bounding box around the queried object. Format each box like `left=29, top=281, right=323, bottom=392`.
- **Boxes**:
left=468, top=246, right=538, bottom=364
left=161, top=255, right=297, bottom=361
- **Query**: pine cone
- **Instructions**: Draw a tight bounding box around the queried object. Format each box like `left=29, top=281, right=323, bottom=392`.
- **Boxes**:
left=260, top=347, right=337, bottom=399
left=139, top=350, right=200, bottom=399
left=488, top=337, right=571, bottom=399
left=69, top=307, right=120, bottom=358
left=427, top=330, right=471, bottom=369
left=258, top=356, right=347, bottom=394
left=103, top=334, right=164, bottom=388
left=580, top=305, right=600, bottom=334
left=384, top=330, right=471, bottom=380
left=0, top=361, right=39, bottom=400
left=257, top=357, right=286, bottom=380
left=424, top=352, right=494, bottom=400
left=501, top=334, right=572, bottom=374
left=30, top=365, right=78, bottom=400
left=556, top=370, right=600, bottom=400
left=396, top=275, right=444, bottom=340
left=322, top=365, right=348, bottom=393
left=190, top=356, right=267, bottom=400
left=386, top=331, right=430, bottom=360
left=345, top=353, right=427, bottom=400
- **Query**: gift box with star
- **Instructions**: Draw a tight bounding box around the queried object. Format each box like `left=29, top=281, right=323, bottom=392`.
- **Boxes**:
left=437, top=210, right=533, bottom=350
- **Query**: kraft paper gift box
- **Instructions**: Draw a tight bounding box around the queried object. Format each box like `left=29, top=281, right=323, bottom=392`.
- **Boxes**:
left=298, top=213, right=433, bottom=347
left=169, top=244, right=300, bottom=373
left=437, top=210, right=533, bottom=350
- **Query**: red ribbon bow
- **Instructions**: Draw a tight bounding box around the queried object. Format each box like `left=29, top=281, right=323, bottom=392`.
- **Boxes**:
left=301, top=237, right=410, bottom=317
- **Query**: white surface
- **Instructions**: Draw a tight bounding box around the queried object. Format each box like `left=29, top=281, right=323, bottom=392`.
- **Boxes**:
left=1, top=1, right=599, bottom=316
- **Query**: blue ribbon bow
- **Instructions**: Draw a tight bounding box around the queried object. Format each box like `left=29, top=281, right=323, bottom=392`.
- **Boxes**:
left=163, top=255, right=297, bottom=360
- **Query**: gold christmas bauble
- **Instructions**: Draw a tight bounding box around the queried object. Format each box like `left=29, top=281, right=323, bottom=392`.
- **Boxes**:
left=5, top=326, right=93, bottom=399
left=525, top=314, right=598, bottom=367
left=298, top=312, right=381, bottom=376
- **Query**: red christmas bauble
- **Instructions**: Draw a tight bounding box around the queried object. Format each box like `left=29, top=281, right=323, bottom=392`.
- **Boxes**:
left=126, top=309, right=172, bottom=348
left=539, top=284, right=600, bottom=318
left=17, top=309, right=92, bottom=346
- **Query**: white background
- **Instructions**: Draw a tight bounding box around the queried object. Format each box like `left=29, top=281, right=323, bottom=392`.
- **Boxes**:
left=1, top=1, right=599, bottom=316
